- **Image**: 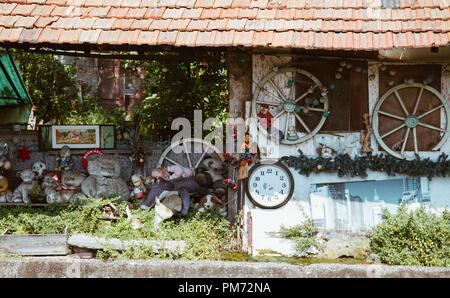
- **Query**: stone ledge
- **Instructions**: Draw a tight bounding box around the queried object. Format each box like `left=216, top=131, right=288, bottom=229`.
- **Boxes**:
left=0, top=257, right=448, bottom=278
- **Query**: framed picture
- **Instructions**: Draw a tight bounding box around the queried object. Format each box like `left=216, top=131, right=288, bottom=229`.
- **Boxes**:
left=308, top=177, right=433, bottom=233
left=39, top=125, right=115, bottom=150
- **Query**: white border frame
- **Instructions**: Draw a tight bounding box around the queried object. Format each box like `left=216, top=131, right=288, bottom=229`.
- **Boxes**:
left=51, top=125, right=100, bottom=149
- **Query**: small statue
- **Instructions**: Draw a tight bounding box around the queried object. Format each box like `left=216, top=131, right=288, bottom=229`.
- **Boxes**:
left=0, top=138, right=13, bottom=171
left=286, top=126, right=299, bottom=141
left=131, top=174, right=146, bottom=200
left=55, top=145, right=73, bottom=171
left=257, top=104, right=274, bottom=131
left=32, top=161, right=47, bottom=180
left=0, top=175, right=12, bottom=203
left=42, top=173, right=62, bottom=204
left=11, top=169, right=36, bottom=204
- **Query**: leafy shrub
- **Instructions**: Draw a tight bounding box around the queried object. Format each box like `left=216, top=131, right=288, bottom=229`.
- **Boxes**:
left=0, top=197, right=233, bottom=261
left=276, top=218, right=319, bottom=253
left=369, top=204, right=449, bottom=267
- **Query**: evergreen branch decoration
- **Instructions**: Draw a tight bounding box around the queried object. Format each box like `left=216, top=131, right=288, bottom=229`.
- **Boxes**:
left=280, top=150, right=450, bottom=180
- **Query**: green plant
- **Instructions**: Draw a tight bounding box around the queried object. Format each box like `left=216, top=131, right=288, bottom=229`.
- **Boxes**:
left=369, top=204, right=449, bottom=267
left=276, top=218, right=319, bottom=253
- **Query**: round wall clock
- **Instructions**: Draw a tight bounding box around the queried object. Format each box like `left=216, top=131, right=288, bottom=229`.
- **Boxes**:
left=245, top=161, right=295, bottom=209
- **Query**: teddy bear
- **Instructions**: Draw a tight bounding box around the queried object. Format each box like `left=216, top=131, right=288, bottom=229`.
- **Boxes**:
left=0, top=175, right=12, bottom=203
left=11, top=169, right=36, bottom=204
left=167, top=164, right=193, bottom=180
left=81, top=154, right=129, bottom=199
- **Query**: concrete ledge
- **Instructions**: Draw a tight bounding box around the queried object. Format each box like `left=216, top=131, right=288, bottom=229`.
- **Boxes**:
left=0, top=257, right=449, bottom=278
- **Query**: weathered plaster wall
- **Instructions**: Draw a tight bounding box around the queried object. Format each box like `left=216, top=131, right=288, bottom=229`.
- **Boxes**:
left=243, top=55, right=450, bottom=256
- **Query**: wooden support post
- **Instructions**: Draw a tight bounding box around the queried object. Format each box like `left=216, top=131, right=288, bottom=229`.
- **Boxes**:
left=226, top=48, right=252, bottom=223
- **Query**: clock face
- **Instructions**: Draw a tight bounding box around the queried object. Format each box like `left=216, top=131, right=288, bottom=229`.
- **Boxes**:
left=246, top=161, right=294, bottom=209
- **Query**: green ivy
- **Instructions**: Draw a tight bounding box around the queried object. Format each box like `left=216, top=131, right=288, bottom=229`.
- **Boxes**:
left=281, top=151, right=450, bottom=180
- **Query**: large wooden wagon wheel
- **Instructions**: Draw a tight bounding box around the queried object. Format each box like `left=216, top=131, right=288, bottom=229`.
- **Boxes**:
left=252, top=67, right=330, bottom=144
left=156, top=138, right=224, bottom=175
left=372, top=82, right=450, bottom=159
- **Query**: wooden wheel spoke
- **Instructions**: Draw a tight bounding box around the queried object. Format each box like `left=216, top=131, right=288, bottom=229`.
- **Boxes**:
left=400, top=127, right=411, bottom=154
left=381, top=124, right=405, bottom=139
left=165, top=157, right=183, bottom=167
left=182, top=141, right=193, bottom=169
left=413, top=128, right=418, bottom=153
left=394, top=91, right=409, bottom=116
left=298, top=106, right=325, bottom=113
left=284, top=112, right=291, bottom=140
left=378, top=110, right=406, bottom=121
left=295, top=84, right=319, bottom=103
left=412, top=87, right=424, bottom=115
left=417, top=104, right=444, bottom=120
left=194, top=150, right=209, bottom=169
left=289, top=71, right=295, bottom=100
left=256, top=100, right=279, bottom=106
left=417, top=121, right=446, bottom=133
left=268, top=78, right=287, bottom=102
left=294, top=112, right=311, bottom=134
left=273, top=110, right=285, bottom=119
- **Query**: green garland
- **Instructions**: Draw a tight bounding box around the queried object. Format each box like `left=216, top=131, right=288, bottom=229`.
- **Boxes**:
left=281, top=151, right=450, bottom=180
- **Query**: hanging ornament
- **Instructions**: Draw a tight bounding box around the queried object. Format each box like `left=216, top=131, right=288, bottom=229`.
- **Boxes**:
left=388, top=80, right=395, bottom=86
left=355, top=66, right=362, bottom=72
left=161, top=66, right=168, bottom=72
left=337, top=67, right=344, bottom=72
left=361, top=68, right=368, bottom=74
left=307, top=86, right=314, bottom=93
left=423, top=76, right=433, bottom=84
left=335, top=73, right=342, bottom=79
left=17, top=146, right=31, bottom=162
left=323, top=112, right=329, bottom=117
left=295, top=106, right=301, bottom=113
left=287, top=80, right=293, bottom=87
left=312, top=99, right=319, bottom=106
left=240, top=57, right=246, bottom=63
left=260, top=54, right=266, bottom=61
left=340, top=61, right=346, bottom=67
left=380, top=65, right=387, bottom=71
left=180, top=64, right=186, bottom=70
left=220, top=56, right=226, bottom=63
left=201, top=59, right=208, bottom=66
left=329, top=83, right=335, bottom=90
left=389, top=70, right=396, bottom=76
left=346, top=63, right=352, bottom=69
left=223, top=178, right=238, bottom=191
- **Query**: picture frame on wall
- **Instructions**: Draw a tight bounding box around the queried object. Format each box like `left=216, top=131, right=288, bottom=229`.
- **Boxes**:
left=38, top=125, right=116, bottom=150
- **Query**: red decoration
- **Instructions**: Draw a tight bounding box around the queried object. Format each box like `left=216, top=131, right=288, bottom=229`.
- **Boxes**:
left=257, top=104, right=274, bottom=130
left=82, top=149, right=104, bottom=169
left=17, top=146, right=31, bottom=161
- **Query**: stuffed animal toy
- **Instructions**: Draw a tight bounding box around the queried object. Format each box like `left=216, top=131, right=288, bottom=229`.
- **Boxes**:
left=126, top=202, right=144, bottom=230
left=0, top=175, right=12, bottom=203
left=81, top=154, right=129, bottom=199
left=42, top=173, right=62, bottom=204
left=195, top=194, right=227, bottom=216
left=130, top=174, right=146, bottom=200
left=153, top=197, right=174, bottom=228
left=55, top=145, right=73, bottom=171
left=32, top=161, right=47, bottom=180
left=0, top=138, right=13, bottom=171
left=167, top=165, right=193, bottom=180
left=11, top=169, right=36, bottom=203
left=55, top=171, right=87, bottom=204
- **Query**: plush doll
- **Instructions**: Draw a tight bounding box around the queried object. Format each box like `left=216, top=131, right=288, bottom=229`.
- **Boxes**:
left=55, top=145, right=73, bottom=171
left=11, top=169, right=36, bottom=203
left=0, top=175, right=12, bottom=203
left=130, top=174, right=146, bottom=200
left=167, top=164, right=193, bottom=180
left=0, top=138, right=13, bottom=171
left=195, top=194, right=227, bottom=216
left=257, top=104, right=274, bottom=131
left=32, top=161, right=47, bottom=180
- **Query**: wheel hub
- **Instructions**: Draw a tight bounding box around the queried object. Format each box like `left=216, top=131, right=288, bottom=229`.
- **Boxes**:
left=405, top=115, right=419, bottom=128
left=283, top=101, right=296, bottom=113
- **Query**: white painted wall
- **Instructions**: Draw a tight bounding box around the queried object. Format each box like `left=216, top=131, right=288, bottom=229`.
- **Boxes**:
left=242, top=55, right=450, bottom=256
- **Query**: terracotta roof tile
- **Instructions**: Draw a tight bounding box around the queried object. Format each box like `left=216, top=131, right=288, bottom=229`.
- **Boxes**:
left=257, top=9, right=277, bottom=19
left=250, top=0, right=269, bottom=9
left=264, top=19, right=286, bottom=31
left=50, top=5, right=74, bottom=17
left=175, top=30, right=198, bottom=46
left=89, top=7, right=111, bottom=18
left=219, top=8, right=240, bottom=18
left=231, top=0, right=251, bottom=8
left=245, top=19, right=266, bottom=31
left=34, top=16, right=59, bottom=28
left=130, top=18, right=152, bottom=30
left=162, top=7, right=185, bottom=19
left=78, top=29, right=101, bottom=43
left=182, top=8, right=203, bottom=18
left=50, top=17, right=77, bottom=29
left=167, top=18, right=190, bottom=30
left=11, top=4, right=36, bottom=16
left=213, top=0, right=233, bottom=8
left=232, top=29, right=254, bottom=46
left=59, top=28, right=82, bottom=44
left=195, top=30, right=217, bottom=46
left=186, top=19, right=209, bottom=30
left=0, top=3, right=17, bottom=15
left=108, top=7, right=130, bottom=18
left=93, top=18, right=115, bottom=30
left=252, top=30, right=273, bottom=46
left=286, top=0, right=306, bottom=9
left=37, top=27, right=61, bottom=43
left=121, top=0, right=142, bottom=8
left=293, top=31, right=314, bottom=48
left=147, top=18, right=171, bottom=31
left=201, top=8, right=222, bottom=19
left=14, top=16, right=39, bottom=28
left=156, top=30, right=178, bottom=44
left=30, top=4, right=55, bottom=17
left=136, top=30, right=159, bottom=45
left=214, top=29, right=235, bottom=46
left=127, top=7, right=148, bottom=19
left=194, top=0, right=214, bottom=9
left=18, top=27, right=42, bottom=43
left=144, top=7, right=166, bottom=19
left=175, top=0, right=197, bottom=8
left=112, top=18, right=134, bottom=30
left=238, top=8, right=259, bottom=19
left=271, top=30, right=293, bottom=47
left=207, top=19, right=228, bottom=30
left=226, top=18, right=247, bottom=30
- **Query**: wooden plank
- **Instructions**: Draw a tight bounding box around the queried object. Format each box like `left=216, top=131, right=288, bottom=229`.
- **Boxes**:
left=0, top=233, right=67, bottom=256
